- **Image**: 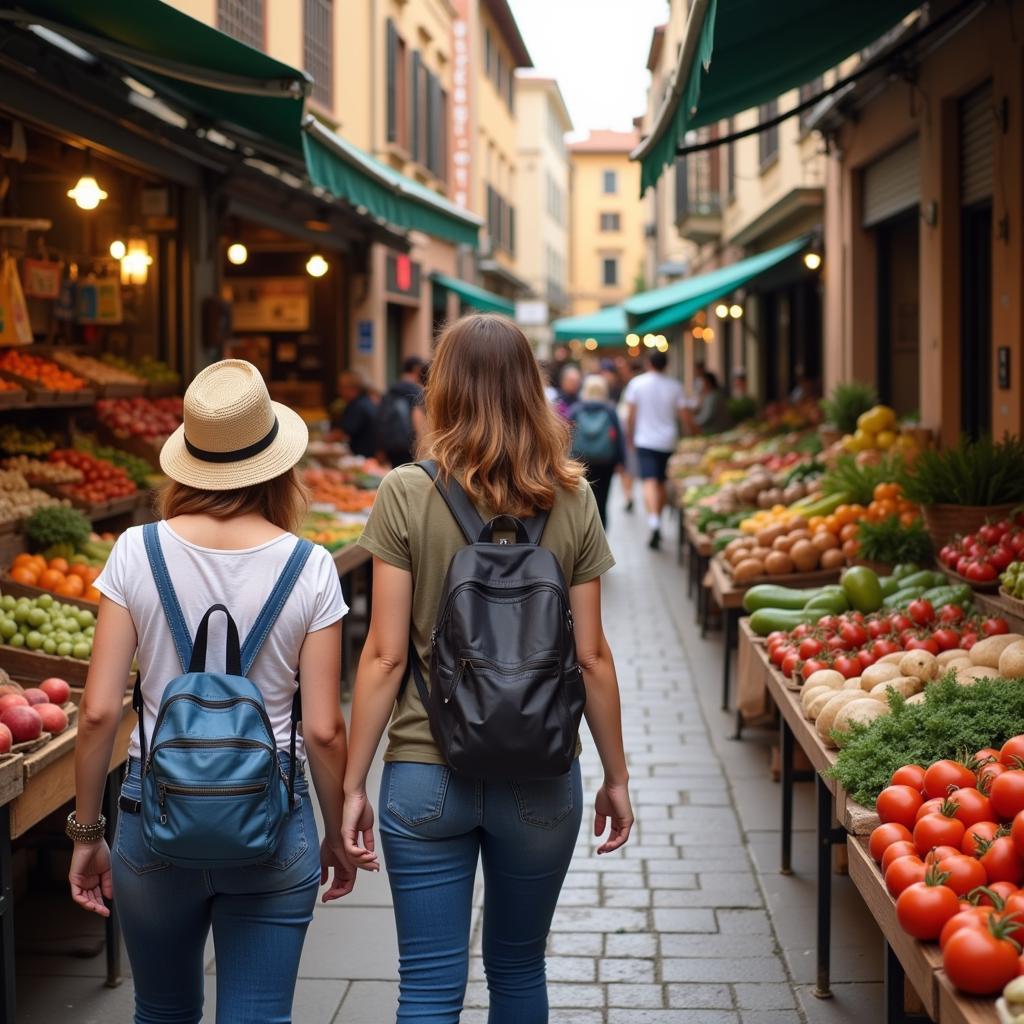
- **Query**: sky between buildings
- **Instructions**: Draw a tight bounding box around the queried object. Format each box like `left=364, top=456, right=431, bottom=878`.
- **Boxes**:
left=510, top=0, right=670, bottom=135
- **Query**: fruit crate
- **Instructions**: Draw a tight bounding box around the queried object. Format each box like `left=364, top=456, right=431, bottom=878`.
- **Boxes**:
left=146, top=379, right=181, bottom=398
left=0, top=387, right=27, bottom=410
left=0, top=752, right=23, bottom=807
left=0, top=646, right=89, bottom=686
left=95, top=423, right=165, bottom=469
left=47, top=351, right=147, bottom=398
left=0, top=369, right=94, bottom=407
left=0, top=576, right=97, bottom=611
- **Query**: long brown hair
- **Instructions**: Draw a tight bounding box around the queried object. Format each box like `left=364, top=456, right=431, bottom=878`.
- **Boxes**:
left=419, top=314, right=582, bottom=517
left=157, top=468, right=308, bottom=533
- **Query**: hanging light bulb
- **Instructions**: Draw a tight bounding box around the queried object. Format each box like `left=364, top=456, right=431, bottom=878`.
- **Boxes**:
left=227, top=243, right=248, bottom=266
left=68, top=174, right=108, bottom=211
left=584, top=338, right=598, bottom=351
left=656, top=339, right=669, bottom=353
left=642, top=333, right=656, bottom=348
left=120, top=235, right=152, bottom=286
left=109, top=240, right=126, bottom=260
left=626, top=333, right=639, bottom=346
left=803, top=251, right=822, bottom=271
left=306, top=253, right=329, bottom=278
left=714, top=303, right=729, bottom=319
left=729, top=304, right=744, bottom=319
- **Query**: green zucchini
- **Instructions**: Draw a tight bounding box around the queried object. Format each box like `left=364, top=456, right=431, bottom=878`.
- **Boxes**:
left=803, top=591, right=849, bottom=614
left=882, top=586, right=925, bottom=609
left=748, top=608, right=820, bottom=636
left=892, top=563, right=922, bottom=580
left=878, top=575, right=902, bottom=597
left=742, top=584, right=827, bottom=614
left=896, top=570, right=946, bottom=590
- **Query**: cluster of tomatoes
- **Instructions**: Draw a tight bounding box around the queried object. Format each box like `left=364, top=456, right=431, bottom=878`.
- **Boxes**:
left=767, top=606, right=1010, bottom=681
left=938, top=516, right=1024, bottom=584
left=869, top=738, right=1024, bottom=995
left=95, top=396, right=182, bottom=441
left=47, top=450, right=136, bottom=505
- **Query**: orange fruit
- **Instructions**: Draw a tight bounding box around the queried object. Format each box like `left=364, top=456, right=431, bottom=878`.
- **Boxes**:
left=68, top=563, right=90, bottom=581
left=9, top=566, right=37, bottom=585
left=59, top=575, right=84, bottom=596
left=84, top=587, right=101, bottom=602
left=11, top=553, right=34, bottom=569
left=808, top=516, right=825, bottom=532
left=28, top=555, right=46, bottom=574
left=840, top=523, right=859, bottom=543
left=38, top=569, right=66, bottom=591
left=47, top=557, right=69, bottom=573
left=85, top=566, right=101, bottom=584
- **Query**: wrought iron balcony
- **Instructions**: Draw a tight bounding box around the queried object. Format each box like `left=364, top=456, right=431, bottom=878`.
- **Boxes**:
left=674, top=153, right=722, bottom=244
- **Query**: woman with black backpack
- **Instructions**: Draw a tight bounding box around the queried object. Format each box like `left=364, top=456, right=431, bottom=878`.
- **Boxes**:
left=342, top=314, right=634, bottom=1023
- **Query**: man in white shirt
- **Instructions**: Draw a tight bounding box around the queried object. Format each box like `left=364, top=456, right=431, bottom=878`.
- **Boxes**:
left=623, top=352, right=686, bottom=550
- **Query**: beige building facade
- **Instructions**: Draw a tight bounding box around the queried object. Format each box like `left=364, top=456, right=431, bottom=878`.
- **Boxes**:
left=514, top=74, right=572, bottom=316
left=568, top=131, right=645, bottom=316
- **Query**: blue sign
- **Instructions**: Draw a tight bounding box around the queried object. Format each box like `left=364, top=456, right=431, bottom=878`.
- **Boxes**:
left=357, top=319, right=374, bottom=353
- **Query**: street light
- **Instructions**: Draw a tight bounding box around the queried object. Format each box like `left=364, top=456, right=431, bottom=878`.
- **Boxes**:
left=626, top=333, right=639, bottom=346
left=642, top=334, right=656, bottom=348
left=656, top=339, right=669, bottom=353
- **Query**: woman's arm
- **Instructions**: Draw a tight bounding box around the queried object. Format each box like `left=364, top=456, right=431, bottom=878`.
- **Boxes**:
left=341, top=558, right=412, bottom=870
left=570, top=577, right=634, bottom=854
left=298, top=622, right=354, bottom=901
left=71, top=597, right=138, bottom=915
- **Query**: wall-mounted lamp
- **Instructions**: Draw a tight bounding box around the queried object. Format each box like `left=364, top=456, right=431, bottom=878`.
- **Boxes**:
left=227, top=242, right=249, bottom=266
left=68, top=167, right=108, bottom=210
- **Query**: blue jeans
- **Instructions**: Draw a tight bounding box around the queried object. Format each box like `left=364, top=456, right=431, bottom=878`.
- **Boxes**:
left=380, top=759, right=584, bottom=1024
left=111, top=757, right=320, bottom=1024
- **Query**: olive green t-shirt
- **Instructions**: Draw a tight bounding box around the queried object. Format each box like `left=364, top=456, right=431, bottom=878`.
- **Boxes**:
left=357, top=464, right=616, bottom=764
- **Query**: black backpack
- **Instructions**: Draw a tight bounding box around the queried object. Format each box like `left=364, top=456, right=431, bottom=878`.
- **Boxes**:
left=374, top=386, right=414, bottom=456
left=404, top=461, right=585, bottom=779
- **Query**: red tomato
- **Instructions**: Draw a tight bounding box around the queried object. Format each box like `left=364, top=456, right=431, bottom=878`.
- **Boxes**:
left=990, top=771, right=1024, bottom=820
left=1000, top=736, right=1024, bottom=769
left=876, top=785, right=924, bottom=830
left=979, top=836, right=1024, bottom=885
left=905, top=636, right=941, bottom=654
left=932, top=628, right=961, bottom=652
left=869, top=822, right=914, bottom=864
left=915, top=812, right=966, bottom=856
left=924, top=760, right=977, bottom=799
left=886, top=856, right=927, bottom=897
left=1013, top=811, right=1024, bottom=861
left=872, top=639, right=903, bottom=658
left=867, top=618, right=890, bottom=639
left=943, top=916, right=1022, bottom=994
left=1002, top=888, right=1024, bottom=920
left=982, top=617, right=1011, bottom=636
left=937, top=854, right=988, bottom=896
left=939, top=605, right=966, bottom=625
left=856, top=649, right=878, bottom=671
left=917, top=797, right=946, bottom=822
left=939, top=906, right=995, bottom=950
left=891, top=764, right=927, bottom=790
left=839, top=622, right=868, bottom=648
left=801, top=659, right=830, bottom=681
left=770, top=644, right=792, bottom=667
left=979, top=880, right=1021, bottom=908
left=979, top=762, right=1008, bottom=793
left=896, top=877, right=961, bottom=939
left=962, top=821, right=1002, bottom=857
left=889, top=613, right=913, bottom=633
left=833, top=655, right=861, bottom=679
left=907, top=599, right=936, bottom=626
left=960, top=631, right=980, bottom=650
left=882, top=840, right=921, bottom=874
left=966, top=561, right=1000, bottom=584
left=925, top=844, right=966, bottom=867
left=798, top=637, right=823, bottom=660
left=949, top=787, right=994, bottom=828
left=781, top=651, right=801, bottom=677
left=976, top=747, right=1003, bottom=765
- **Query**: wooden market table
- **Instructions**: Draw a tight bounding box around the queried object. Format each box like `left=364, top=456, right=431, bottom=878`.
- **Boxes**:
left=333, top=543, right=372, bottom=693
left=683, top=517, right=713, bottom=624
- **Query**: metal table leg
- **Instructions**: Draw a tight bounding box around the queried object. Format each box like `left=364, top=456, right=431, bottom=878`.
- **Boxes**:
left=884, top=941, right=931, bottom=1024
left=815, top=774, right=845, bottom=1000
left=721, top=609, right=737, bottom=711
left=780, top=718, right=794, bottom=874
left=677, top=508, right=685, bottom=566
left=103, top=769, right=122, bottom=988
left=0, top=805, right=14, bottom=1024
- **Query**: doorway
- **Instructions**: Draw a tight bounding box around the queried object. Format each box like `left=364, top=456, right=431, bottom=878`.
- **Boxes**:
left=386, top=303, right=405, bottom=384
left=877, top=215, right=920, bottom=416
left=960, top=203, right=992, bottom=439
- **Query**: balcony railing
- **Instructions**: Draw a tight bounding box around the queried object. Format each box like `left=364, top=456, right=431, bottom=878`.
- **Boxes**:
left=674, top=153, right=722, bottom=244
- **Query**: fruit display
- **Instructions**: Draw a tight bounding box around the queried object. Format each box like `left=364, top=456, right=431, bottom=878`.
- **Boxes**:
left=0, top=379, right=22, bottom=394
left=0, top=350, right=87, bottom=392
left=50, top=351, right=145, bottom=387
left=8, top=553, right=102, bottom=602
left=95, top=396, right=182, bottom=441
left=839, top=404, right=919, bottom=457
left=0, top=425, right=54, bottom=457
left=724, top=514, right=847, bottom=581
left=99, top=353, right=179, bottom=387
left=939, top=514, right=1024, bottom=587
left=2, top=456, right=81, bottom=485
left=24, top=506, right=91, bottom=553
left=0, top=470, right=64, bottom=524
left=73, top=437, right=157, bottom=487
left=1002, top=561, right=1024, bottom=602
left=47, top=449, right=137, bottom=505
left=0, top=592, right=95, bottom=658
left=303, top=468, right=377, bottom=513
left=300, top=512, right=365, bottom=552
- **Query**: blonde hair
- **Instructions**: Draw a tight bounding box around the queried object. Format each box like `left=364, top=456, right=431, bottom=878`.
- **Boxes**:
left=581, top=374, right=609, bottom=402
left=419, top=314, right=583, bottom=518
left=157, top=468, right=308, bottom=534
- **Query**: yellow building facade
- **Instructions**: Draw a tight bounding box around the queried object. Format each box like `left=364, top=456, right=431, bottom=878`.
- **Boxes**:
left=568, top=132, right=645, bottom=316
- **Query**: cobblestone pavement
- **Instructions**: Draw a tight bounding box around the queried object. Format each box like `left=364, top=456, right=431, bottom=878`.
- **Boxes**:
left=15, top=496, right=885, bottom=1022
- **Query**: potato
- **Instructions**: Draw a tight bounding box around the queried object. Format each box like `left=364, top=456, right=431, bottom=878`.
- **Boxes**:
left=790, top=540, right=819, bottom=573
left=861, top=663, right=902, bottom=691
left=805, top=669, right=845, bottom=690
left=879, top=652, right=906, bottom=666
left=808, top=689, right=843, bottom=721
left=756, top=525, right=786, bottom=548
left=832, top=698, right=891, bottom=738
left=870, top=676, right=922, bottom=701
left=732, top=558, right=765, bottom=582
left=969, top=634, right=1024, bottom=669
left=898, top=650, right=939, bottom=682
left=937, top=648, right=970, bottom=667
left=842, top=676, right=864, bottom=690
left=802, top=684, right=834, bottom=715
left=944, top=658, right=973, bottom=671
left=958, top=665, right=999, bottom=684
left=811, top=531, right=840, bottom=552
left=764, top=551, right=794, bottom=576
left=820, top=548, right=846, bottom=570
left=998, top=640, right=1024, bottom=679
left=772, top=534, right=796, bottom=552
left=816, top=691, right=866, bottom=741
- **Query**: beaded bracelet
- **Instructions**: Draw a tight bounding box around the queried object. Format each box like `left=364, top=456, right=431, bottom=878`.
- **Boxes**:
left=65, top=812, right=106, bottom=843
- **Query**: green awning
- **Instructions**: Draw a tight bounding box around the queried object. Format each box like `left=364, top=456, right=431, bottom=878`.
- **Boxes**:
left=431, top=273, right=513, bottom=315
left=634, top=0, right=921, bottom=192
left=552, top=306, right=629, bottom=346
left=5, top=0, right=310, bottom=154
left=304, top=121, right=481, bottom=248
left=626, top=235, right=810, bottom=333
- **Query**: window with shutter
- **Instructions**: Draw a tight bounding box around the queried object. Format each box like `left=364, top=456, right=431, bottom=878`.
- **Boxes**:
left=303, top=0, right=333, bottom=108
left=386, top=20, right=399, bottom=143
left=217, top=0, right=264, bottom=49
left=758, top=100, right=779, bottom=168
left=410, top=51, right=422, bottom=162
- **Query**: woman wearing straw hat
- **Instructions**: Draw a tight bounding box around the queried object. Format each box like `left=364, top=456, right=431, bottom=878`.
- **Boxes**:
left=341, top=315, right=633, bottom=1022
left=69, top=360, right=353, bottom=1022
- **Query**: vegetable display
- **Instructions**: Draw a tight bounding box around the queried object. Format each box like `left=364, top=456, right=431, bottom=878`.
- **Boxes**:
left=900, top=435, right=1024, bottom=508
left=939, top=514, right=1024, bottom=586
left=0, top=592, right=95, bottom=658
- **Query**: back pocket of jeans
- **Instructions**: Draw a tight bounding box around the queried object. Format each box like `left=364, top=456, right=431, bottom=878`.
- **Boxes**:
left=260, top=800, right=310, bottom=870
left=510, top=773, right=575, bottom=829
left=115, top=811, right=171, bottom=875
left=386, top=763, right=451, bottom=827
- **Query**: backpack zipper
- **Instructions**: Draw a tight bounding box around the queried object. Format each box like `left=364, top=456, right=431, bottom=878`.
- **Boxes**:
left=149, top=694, right=276, bottom=751
left=155, top=779, right=268, bottom=824
left=437, top=581, right=571, bottom=638
left=445, top=656, right=559, bottom=704
left=149, top=737, right=274, bottom=756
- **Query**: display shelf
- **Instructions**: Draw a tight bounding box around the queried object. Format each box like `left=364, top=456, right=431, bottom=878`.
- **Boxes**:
left=0, top=577, right=97, bottom=611
left=0, top=646, right=89, bottom=686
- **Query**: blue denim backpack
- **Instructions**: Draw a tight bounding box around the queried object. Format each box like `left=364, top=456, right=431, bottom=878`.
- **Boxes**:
left=132, top=523, right=314, bottom=868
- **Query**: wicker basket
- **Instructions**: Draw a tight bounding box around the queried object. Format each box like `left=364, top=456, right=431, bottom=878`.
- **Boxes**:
left=998, top=587, right=1024, bottom=619
left=921, top=503, right=1017, bottom=548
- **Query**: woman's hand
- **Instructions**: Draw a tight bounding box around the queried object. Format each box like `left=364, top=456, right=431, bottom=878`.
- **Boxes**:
left=319, top=839, right=357, bottom=902
left=342, top=790, right=380, bottom=872
left=594, top=782, right=634, bottom=855
left=69, top=840, right=113, bottom=917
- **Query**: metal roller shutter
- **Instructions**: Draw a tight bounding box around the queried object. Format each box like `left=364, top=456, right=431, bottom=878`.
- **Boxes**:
left=863, top=138, right=920, bottom=227
left=961, top=84, right=994, bottom=206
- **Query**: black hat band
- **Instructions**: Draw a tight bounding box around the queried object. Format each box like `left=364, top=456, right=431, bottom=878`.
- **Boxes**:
left=184, top=416, right=280, bottom=463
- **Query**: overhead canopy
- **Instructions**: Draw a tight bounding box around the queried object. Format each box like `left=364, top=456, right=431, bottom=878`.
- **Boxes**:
left=633, top=0, right=921, bottom=192
left=552, top=306, right=629, bottom=346
left=626, top=235, right=810, bottom=334
left=3, top=0, right=310, bottom=154
left=431, top=273, right=514, bottom=315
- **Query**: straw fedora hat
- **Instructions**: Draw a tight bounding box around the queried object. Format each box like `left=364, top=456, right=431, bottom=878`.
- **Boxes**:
left=160, top=360, right=308, bottom=490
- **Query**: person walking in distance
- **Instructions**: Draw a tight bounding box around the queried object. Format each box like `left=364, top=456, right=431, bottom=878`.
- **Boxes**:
left=70, top=360, right=354, bottom=1022
left=569, top=374, right=625, bottom=529
left=375, top=355, right=427, bottom=467
left=554, top=363, right=582, bottom=419
left=342, top=314, right=634, bottom=1023
left=616, top=358, right=644, bottom=514
left=332, top=370, right=379, bottom=458
left=623, top=350, right=686, bottom=550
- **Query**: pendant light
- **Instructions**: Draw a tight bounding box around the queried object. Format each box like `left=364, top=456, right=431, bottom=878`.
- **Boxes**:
left=68, top=151, right=108, bottom=210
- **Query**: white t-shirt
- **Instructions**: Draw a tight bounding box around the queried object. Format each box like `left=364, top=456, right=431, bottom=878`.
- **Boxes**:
left=94, top=522, right=348, bottom=761
left=624, top=371, right=686, bottom=452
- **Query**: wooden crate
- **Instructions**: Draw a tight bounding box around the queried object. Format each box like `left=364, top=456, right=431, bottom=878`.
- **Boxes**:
left=1, top=577, right=98, bottom=611
left=0, top=387, right=27, bottom=410
left=0, top=646, right=90, bottom=686
left=0, top=753, right=23, bottom=807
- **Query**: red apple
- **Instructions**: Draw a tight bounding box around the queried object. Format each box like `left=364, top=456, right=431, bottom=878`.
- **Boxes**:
left=0, top=694, right=28, bottom=713
left=39, top=678, right=71, bottom=705
left=21, top=688, right=49, bottom=707
left=0, top=724, right=13, bottom=755
left=35, top=704, right=67, bottom=736
left=1, top=706, right=41, bottom=744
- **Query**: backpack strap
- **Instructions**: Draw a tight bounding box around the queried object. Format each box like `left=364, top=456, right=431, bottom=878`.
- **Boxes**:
left=143, top=522, right=192, bottom=673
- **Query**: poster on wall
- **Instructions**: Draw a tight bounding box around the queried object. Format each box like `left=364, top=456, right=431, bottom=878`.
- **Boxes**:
left=229, top=278, right=311, bottom=332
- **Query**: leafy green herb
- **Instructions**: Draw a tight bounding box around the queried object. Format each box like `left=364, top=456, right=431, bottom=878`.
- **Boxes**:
left=795, top=433, right=824, bottom=456
left=856, top=516, right=933, bottom=566
left=899, top=435, right=1024, bottom=507
left=830, top=676, right=1024, bottom=806
left=820, top=382, right=878, bottom=434
left=25, top=505, right=91, bottom=553
left=819, top=454, right=905, bottom=505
